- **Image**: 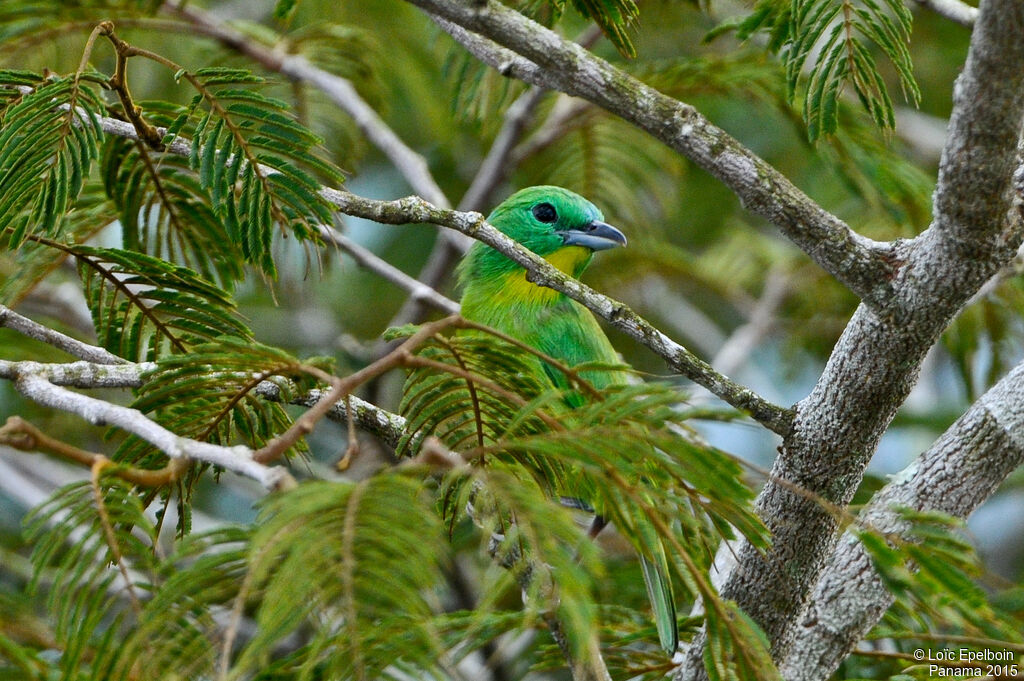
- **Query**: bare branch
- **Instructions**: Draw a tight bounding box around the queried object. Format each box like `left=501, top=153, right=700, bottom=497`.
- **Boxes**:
left=911, top=0, right=978, bottom=26
left=411, top=1, right=898, bottom=307
left=7, top=366, right=293, bottom=491
left=254, top=382, right=408, bottom=450
left=0, top=352, right=408, bottom=449
left=0, top=305, right=123, bottom=365
left=73, top=105, right=791, bottom=434
left=161, top=0, right=451, bottom=208
left=0, top=359, right=151, bottom=388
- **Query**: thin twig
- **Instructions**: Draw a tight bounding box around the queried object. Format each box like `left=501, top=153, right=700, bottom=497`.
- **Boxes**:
left=911, top=0, right=977, bottom=26
left=10, top=368, right=293, bottom=491
left=0, top=305, right=124, bottom=365
left=0, top=416, right=190, bottom=487
left=252, top=315, right=461, bottom=463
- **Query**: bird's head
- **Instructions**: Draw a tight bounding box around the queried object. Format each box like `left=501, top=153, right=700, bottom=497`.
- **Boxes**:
left=460, top=186, right=627, bottom=286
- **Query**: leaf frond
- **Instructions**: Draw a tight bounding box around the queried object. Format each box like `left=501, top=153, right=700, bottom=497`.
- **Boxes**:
left=0, top=70, right=104, bottom=247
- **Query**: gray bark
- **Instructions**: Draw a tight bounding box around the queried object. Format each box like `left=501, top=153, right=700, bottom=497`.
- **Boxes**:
left=394, top=0, right=1024, bottom=677
left=782, top=358, right=1024, bottom=680
left=688, top=0, right=1024, bottom=673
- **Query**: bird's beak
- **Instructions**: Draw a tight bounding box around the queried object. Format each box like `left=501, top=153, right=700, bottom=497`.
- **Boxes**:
left=557, top=220, right=627, bottom=251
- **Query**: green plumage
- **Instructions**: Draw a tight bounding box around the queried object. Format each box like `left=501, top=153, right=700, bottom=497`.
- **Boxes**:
left=458, top=185, right=679, bottom=654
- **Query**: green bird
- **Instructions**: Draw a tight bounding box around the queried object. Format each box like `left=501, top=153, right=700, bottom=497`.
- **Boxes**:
left=457, top=185, right=679, bottom=655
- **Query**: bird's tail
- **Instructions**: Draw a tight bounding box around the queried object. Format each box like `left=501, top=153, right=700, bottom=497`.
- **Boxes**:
left=640, top=551, right=678, bottom=655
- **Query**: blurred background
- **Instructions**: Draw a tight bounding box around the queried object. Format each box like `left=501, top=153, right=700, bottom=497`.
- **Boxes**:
left=1, top=0, right=1020, bottom=595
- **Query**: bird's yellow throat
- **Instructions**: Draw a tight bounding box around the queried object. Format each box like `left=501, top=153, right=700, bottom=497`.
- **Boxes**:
left=491, top=246, right=592, bottom=306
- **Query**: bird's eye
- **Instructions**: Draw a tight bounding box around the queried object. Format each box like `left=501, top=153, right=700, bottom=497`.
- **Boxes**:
left=532, top=202, right=558, bottom=223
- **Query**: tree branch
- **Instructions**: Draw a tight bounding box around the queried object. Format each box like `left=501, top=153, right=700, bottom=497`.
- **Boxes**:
left=780, top=357, right=1024, bottom=680
left=0, top=354, right=409, bottom=450
left=408, top=0, right=898, bottom=307
left=911, top=0, right=978, bottom=26
left=161, top=0, right=451, bottom=209
left=0, top=416, right=190, bottom=487
left=252, top=316, right=459, bottom=463
left=71, top=105, right=792, bottom=434
left=0, top=304, right=123, bottom=365
left=6, top=365, right=294, bottom=491
left=676, top=0, right=1024, bottom=674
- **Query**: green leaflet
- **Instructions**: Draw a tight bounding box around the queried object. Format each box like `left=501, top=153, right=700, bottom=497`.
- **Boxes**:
left=92, top=527, right=250, bottom=681
left=183, top=68, right=346, bottom=277
left=710, top=0, right=919, bottom=140
left=0, top=183, right=116, bottom=306
left=235, top=477, right=446, bottom=680
left=101, top=101, right=245, bottom=287
left=50, top=243, right=252, bottom=362
left=858, top=508, right=1022, bottom=641
left=115, top=337, right=320, bottom=469
left=23, top=479, right=158, bottom=681
left=0, top=71, right=104, bottom=248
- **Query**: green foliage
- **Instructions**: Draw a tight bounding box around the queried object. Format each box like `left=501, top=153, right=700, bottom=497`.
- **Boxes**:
left=23, top=478, right=158, bottom=681
left=396, top=332, right=556, bottom=457
left=117, top=337, right=318, bottom=467
left=179, top=67, right=345, bottom=276
left=0, top=2, right=1016, bottom=681
left=93, top=526, right=250, bottom=681
left=17, top=474, right=466, bottom=680
left=859, top=508, right=1024, bottom=641
left=62, top=242, right=251, bottom=361
left=101, top=101, right=245, bottom=286
left=0, top=70, right=104, bottom=248
left=0, top=183, right=116, bottom=307
left=397, top=326, right=776, bottom=677
left=712, top=0, right=920, bottom=140
left=546, top=0, right=640, bottom=58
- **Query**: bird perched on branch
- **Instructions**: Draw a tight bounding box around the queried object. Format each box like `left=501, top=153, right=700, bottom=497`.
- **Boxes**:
left=457, top=185, right=678, bottom=654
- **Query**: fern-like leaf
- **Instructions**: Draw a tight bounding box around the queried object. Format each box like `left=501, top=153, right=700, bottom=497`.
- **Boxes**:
left=0, top=182, right=116, bottom=306
left=858, top=508, right=1023, bottom=641
left=23, top=479, right=157, bottom=681
left=234, top=477, right=447, bottom=679
left=93, top=527, right=250, bottom=681
left=0, top=70, right=104, bottom=247
left=711, top=0, right=919, bottom=140
left=101, top=101, right=244, bottom=287
left=182, top=67, right=345, bottom=276
left=52, top=242, right=252, bottom=361
left=397, top=333, right=557, bottom=459
left=116, top=337, right=320, bottom=467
